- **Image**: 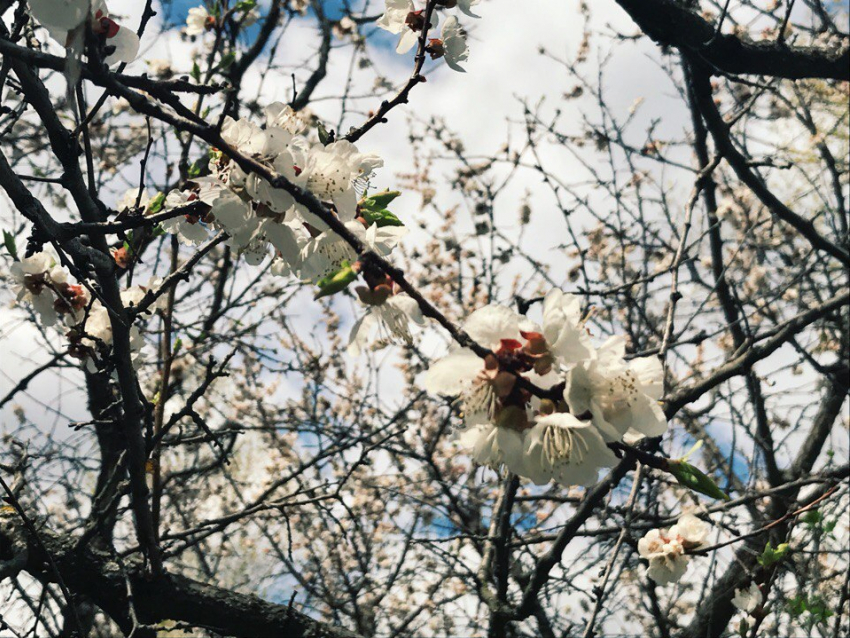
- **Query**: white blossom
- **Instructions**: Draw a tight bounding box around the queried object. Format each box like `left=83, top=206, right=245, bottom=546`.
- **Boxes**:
left=669, top=513, right=710, bottom=548
left=28, top=0, right=90, bottom=31
left=541, top=288, right=592, bottom=366
left=72, top=281, right=163, bottom=371
left=117, top=187, right=150, bottom=212
left=11, top=252, right=65, bottom=326
left=158, top=110, right=394, bottom=287
left=732, top=582, right=763, bottom=614
left=209, top=192, right=254, bottom=240
left=347, top=294, right=425, bottom=356
left=423, top=304, right=521, bottom=399
left=185, top=6, right=212, bottom=36
left=261, top=217, right=308, bottom=273
left=638, top=513, right=712, bottom=585
left=638, top=528, right=688, bottom=585
left=299, top=141, right=383, bottom=225
left=438, top=15, right=468, bottom=72
left=163, top=111, right=386, bottom=278
left=263, top=102, right=309, bottom=135
left=455, top=0, right=481, bottom=18
left=457, top=418, right=528, bottom=475
left=31, top=1, right=140, bottom=65
left=523, top=412, right=617, bottom=487
left=565, top=336, right=666, bottom=442
left=377, top=0, right=436, bottom=54
left=220, top=116, right=266, bottom=158
left=422, top=294, right=673, bottom=486
left=161, top=190, right=209, bottom=246
left=299, top=221, right=406, bottom=282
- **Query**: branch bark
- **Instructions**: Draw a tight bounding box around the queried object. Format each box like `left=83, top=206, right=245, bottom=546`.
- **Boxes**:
left=4, top=519, right=362, bottom=638
left=614, top=0, right=849, bottom=81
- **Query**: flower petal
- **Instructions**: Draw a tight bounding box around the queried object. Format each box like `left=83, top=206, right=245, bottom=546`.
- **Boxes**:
left=423, top=349, right=481, bottom=395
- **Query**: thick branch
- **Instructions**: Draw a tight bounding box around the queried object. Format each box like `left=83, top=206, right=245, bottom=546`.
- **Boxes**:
left=614, top=0, right=849, bottom=81
left=4, top=520, right=362, bottom=638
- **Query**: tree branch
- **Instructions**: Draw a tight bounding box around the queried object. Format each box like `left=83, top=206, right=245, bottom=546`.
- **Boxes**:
left=614, top=0, right=849, bottom=81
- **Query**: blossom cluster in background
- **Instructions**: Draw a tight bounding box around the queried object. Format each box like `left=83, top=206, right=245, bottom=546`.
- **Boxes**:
left=423, top=290, right=668, bottom=487
left=185, top=2, right=260, bottom=36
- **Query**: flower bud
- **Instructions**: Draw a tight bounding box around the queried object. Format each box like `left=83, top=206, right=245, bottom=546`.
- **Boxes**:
left=405, top=10, right=426, bottom=32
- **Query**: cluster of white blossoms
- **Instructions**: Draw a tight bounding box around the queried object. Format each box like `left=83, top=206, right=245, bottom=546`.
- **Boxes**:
left=162, top=104, right=385, bottom=265
left=11, top=251, right=162, bottom=371
left=377, top=0, right=473, bottom=72
left=423, top=289, right=668, bottom=487
left=28, top=0, right=140, bottom=65
left=637, top=513, right=710, bottom=585
left=158, top=104, right=425, bottom=355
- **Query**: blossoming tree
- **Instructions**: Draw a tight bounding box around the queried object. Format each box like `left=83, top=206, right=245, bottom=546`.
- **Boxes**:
left=0, top=1, right=847, bottom=637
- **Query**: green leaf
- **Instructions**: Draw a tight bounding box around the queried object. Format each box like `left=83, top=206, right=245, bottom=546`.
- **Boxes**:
left=2, top=230, right=18, bottom=261
left=786, top=593, right=833, bottom=628
left=757, top=541, right=789, bottom=568
left=217, top=51, right=236, bottom=71
left=806, top=596, right=834, bottom=625
left=802, top=510, right=823, bottom=527
left=317, top=122, right=332, bottom=146
left=148, top=192, right=166, bottom=214
left=173, top=337, right=183, bottom=354
left=235, top=0, right=257, bottom=11
left=359, top=191, right=404, bottom=227
left=361, top=207, right=404, bottom=228
left=191, top=61, right=201, bottom=82
left=667, top=459, right=729, bottom=501
left=187, top=157, right=207, bottom=178
left=361, top=190, right=401, bottom=209
left=787, top=594, right=807, bottom=617
left=315, top=261, right=358, bottom=299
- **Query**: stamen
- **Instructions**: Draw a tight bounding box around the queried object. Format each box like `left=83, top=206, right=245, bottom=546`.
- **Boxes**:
left=542, top=424, right=588, bottom=467
left=462, top=378, right=498, bottom=421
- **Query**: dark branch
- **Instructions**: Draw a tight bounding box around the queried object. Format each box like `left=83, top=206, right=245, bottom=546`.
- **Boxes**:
left=614, top=0, right=849, bottom=81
